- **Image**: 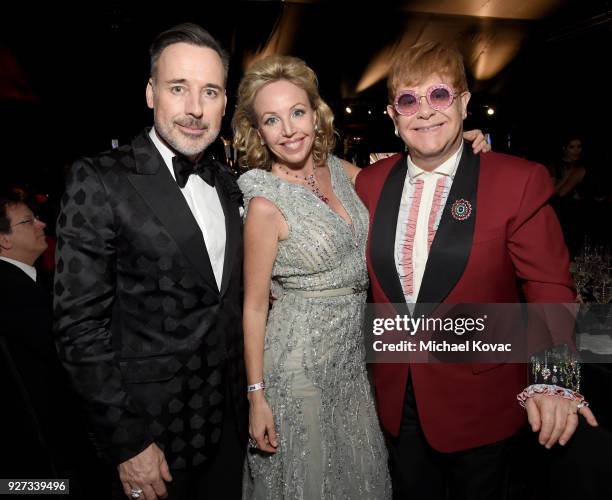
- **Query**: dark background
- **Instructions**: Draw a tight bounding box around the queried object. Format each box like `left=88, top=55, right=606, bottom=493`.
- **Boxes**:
left=1, top=0, right=611, bottom=195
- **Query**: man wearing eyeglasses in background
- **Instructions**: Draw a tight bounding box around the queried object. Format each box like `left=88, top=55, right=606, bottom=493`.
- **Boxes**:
left=0, top=192, right=105, bottom=497
left=355, top=41, right=603, bottom=499
left=0, top=193, right=48, bottom=271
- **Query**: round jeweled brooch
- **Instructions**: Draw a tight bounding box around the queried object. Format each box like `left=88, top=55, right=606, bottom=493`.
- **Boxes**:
left=450, top=198, right=472, bottom=221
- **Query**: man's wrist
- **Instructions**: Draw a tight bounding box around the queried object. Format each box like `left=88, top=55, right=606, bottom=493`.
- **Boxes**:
left=517, top=384, right=588, bottom=409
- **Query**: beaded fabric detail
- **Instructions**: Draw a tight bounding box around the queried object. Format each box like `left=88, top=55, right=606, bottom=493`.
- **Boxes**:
left=529, top=343, right=581, bottom=391
left=238, top=155, right=391, bottom=499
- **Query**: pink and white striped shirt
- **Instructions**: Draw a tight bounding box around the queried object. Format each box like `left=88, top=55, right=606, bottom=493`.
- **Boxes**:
left=394, top=146, right=463, bottom=303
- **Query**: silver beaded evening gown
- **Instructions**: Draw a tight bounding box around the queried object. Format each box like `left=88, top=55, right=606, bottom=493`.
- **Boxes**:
left=238, top=155, right=391, bottom=500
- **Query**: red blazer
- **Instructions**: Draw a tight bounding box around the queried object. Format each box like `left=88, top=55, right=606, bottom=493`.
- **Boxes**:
left=356, top=144, right=575, bottom=452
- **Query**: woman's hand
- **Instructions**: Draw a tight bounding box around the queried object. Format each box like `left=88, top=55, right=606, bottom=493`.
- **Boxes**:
left=242, top=196, right=283, bottom=454
left=463, top=129, right=491, bottom=154
left=248, top=393, right=279, bottom=453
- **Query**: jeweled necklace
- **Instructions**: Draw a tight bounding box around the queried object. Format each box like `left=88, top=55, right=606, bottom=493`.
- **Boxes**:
left=276, top=164, right=330, bottom=204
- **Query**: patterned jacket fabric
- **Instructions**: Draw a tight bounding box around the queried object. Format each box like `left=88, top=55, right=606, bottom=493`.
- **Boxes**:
left=54, top=129, right=247, bottom=469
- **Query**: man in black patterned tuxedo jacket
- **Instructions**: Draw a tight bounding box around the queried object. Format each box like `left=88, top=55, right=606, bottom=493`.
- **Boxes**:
left=54, top=24, right=247, bottom=500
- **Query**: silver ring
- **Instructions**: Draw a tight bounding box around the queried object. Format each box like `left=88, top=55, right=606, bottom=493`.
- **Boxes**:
left=576, top=402, right=587, bottom=410
left=130, top=488, right=143, bottom=499
left=248, top=437, right=258, bottom=448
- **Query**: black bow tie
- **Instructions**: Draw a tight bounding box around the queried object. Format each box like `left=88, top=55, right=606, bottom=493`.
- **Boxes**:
left=172, top=153, right=217, bottom=188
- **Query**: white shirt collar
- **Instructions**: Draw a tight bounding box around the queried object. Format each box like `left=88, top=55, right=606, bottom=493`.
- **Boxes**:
left=0, top=256, right=37, bottom=282
left=407, top=143, right=463, bottom=180
left=149, top=127, right=177, bottom=179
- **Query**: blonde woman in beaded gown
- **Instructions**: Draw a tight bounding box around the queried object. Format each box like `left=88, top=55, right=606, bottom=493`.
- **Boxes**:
left=233, top=55, right=391, bottom=499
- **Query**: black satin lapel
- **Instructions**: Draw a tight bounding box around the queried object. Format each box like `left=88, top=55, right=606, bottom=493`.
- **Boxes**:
left=131, top=128, right=162, bottom=175
left=370, top=155, right=410, bottom=306
left=417, top=143, right=479, bottom=305
left=127, top=149, right=219, bottom=295
left=217, top=178, right=241, bottom=298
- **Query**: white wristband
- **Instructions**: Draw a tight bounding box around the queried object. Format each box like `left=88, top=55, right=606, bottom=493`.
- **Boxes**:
left=247, top=382, right=265, bottom=392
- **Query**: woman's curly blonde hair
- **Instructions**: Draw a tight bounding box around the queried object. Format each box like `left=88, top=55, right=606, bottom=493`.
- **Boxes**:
left=232, top=55, right=336, bottom=171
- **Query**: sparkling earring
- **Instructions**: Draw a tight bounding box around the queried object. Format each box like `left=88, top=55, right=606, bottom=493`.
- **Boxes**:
left=394, top=128, right=399, bottom=137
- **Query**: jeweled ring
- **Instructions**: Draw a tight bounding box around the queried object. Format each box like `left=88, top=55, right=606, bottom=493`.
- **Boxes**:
left=576, top=401, right=587, bottom=410
left=248, top=437, right=258, bottom=448
left=130, top=488, right=143, bottom=499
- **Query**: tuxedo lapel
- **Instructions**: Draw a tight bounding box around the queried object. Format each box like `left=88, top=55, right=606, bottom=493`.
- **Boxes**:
left=0, top=260, right=41, bottom=297
left=127, top=131, right=219, bottom=295
left=216, top=167, right=241, bottom=298
left=417, top=143, right=479, bottom=305
left=370, top=155, right=410, bottom=305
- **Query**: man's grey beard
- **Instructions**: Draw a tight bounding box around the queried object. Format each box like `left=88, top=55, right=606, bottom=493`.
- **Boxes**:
left=155, top=120, right=220, bottom=157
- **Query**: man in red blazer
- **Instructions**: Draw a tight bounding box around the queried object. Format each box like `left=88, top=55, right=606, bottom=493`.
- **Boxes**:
left=355, top=41, right=597, bottom=499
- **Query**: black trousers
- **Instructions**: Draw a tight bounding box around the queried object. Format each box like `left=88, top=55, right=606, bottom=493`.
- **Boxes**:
left=111, top=383, right=244, bottom=500
left=388, top=376, right=519, bottom=500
